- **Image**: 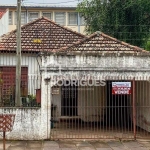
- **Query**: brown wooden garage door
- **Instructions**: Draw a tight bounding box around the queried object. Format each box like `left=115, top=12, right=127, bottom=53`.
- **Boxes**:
left=0, top=66, right=28, bottom=105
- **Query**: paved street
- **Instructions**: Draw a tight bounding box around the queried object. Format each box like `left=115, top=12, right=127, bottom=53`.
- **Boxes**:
left=0, top=139, right=150, bottom=150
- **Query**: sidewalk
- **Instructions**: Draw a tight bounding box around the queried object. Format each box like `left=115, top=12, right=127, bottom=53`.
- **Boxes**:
left=0, top=139, right=150, bottom=150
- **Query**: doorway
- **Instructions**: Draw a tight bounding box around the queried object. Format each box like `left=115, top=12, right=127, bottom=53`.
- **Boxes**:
left=61, top=81, right=78, bottom=116
left=106, top=81, right=132, bottom=129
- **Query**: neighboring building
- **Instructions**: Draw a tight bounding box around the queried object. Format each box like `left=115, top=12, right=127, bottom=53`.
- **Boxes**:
left=0, top=4, right=86, bottom=34
left=0, top=8, right=8, bottom=36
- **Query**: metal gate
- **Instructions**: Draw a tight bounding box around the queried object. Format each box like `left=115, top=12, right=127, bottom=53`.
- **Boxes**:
left=50, top=77, right=150, bottom=139
left=0, top=67, right=28, bottom=106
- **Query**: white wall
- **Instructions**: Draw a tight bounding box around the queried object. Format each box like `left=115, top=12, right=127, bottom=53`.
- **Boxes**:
left=0, top=53, right=41, bottom=95
left=0, top=52, right=52, bottom=140
left=1, top=54, right=150, bottom=140
left=0, top=10, right=8, bottom=36
left=78, top=85, right=106, bottom=122
left=0, top=72, right=51, bottom=140
left=42, top=55, right=150, bottom=71
left=43, top=54, right=150, bottom=133
left=51, top=86, right=61, bottom=120
left=135, top=81, right=150, bottom=132
left=0, top=77, right=51, bottom=140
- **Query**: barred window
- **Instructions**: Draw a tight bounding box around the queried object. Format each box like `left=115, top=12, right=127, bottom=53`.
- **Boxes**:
left=15, top=12, right=26, bottom=25
left=68, top=12, right=78, bottom=25
left=9, top=11, right=13, bottom=25
left=42, top=12, right=52, bottom=20
left=55, top=12, right=66, bottom=26
left=28, top=12, right=39, bottom=22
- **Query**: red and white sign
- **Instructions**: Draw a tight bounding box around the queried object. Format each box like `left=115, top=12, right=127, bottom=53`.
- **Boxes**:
left=112, top=82, right=131, bottom=95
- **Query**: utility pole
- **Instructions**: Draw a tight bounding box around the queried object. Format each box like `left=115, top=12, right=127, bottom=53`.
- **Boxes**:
left=16, top=0, right=21, bottom=106
left=77, top=0, right=80, bottom=33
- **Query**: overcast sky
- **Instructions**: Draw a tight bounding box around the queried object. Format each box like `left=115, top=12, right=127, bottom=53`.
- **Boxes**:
left=0, top=0, right=79, bottom=6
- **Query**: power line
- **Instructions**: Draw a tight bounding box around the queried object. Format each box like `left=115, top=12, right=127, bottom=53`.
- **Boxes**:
left=23, top=0, right=79, bottom=5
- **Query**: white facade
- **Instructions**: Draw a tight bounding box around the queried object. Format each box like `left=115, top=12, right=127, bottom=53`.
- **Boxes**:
left=0, top=54, right=150, bottom=140
left=0, top=10, right=8, bottom=36
left=0, top=53, right=51, bottom=140
left=0, top=53, right=41, bottom=95
left=42, top=54, right=150, bottom=133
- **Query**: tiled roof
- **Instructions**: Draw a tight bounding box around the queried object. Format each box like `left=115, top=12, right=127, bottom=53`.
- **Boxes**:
left=0, top=17, right=85, bottom=52
left=0, top=9, right=7, bottom=19
left=56, top=31, right=149, bottom=54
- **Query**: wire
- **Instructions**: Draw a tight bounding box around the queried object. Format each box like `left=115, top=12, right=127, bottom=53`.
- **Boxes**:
left=22, top=1, right=28, bottom=10
left=23, top=0, right=79, bottom=5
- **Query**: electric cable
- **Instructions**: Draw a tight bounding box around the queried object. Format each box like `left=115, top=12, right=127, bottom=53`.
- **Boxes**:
left=23, top=0, right=79, bottom=5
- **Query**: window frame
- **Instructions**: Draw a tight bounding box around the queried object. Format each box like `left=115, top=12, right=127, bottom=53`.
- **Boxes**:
left=42, top=12, right=52, bottom=20
left=15, top=11, right=26, bottom=25
left=9, top=11, right=13, bottom=25
left=55, top=12, right=66, bottom=26
left=28, top=12, right=39, bottom=22
left=68, top=12, right=78, bottom=26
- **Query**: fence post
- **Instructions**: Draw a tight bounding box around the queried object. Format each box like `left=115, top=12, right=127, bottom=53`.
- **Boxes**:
left=3, top=131, right=5, bottom=150
left=132, top=77, right=136, bottom=140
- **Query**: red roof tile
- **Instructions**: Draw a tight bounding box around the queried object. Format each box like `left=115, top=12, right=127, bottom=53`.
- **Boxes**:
left=56, top=31, right=149, bottom=54
left=0, top=9, right=7, bottom=19
left=0, top=17, right=85, bottom=52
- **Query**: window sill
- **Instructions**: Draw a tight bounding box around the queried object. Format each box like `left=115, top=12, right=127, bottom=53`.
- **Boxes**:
left=67, top=24, right=78, bottom=26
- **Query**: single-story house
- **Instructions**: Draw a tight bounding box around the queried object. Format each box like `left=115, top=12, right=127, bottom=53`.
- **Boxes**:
left=0, top=17, right=85, bottom=140
left=0, top=16, right=150, bottom=140
left=41, top=31, right=150, bottom=139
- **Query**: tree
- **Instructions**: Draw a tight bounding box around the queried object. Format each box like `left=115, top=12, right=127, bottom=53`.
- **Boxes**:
left=77, top=0, right=150, bottom=49
left=145, top=39, right=150, bottom=51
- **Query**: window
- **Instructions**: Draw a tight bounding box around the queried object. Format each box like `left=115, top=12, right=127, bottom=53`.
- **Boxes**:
left=28, top=12, right=39, bottom=22
left=68, top=12, right=78, bottom=25
left=0, top=66, right=41, bottom=107
left=15, top=12, right=26, bottom=25
left=42, top=12, right=52, bottom=20
left=55, top=12, right=66, bottom=25
left=0, top=67, right=28, bottom=107
left=9, top=11, right=13, bottom=25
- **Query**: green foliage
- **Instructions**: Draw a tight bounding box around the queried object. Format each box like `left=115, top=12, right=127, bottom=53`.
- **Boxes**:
left=28, top=94, right=37, bottom=106
left=28, top=94, right=36, bottom=101
left=77, top=0, right=150, bottom=48
left=145, top=39, right=150, bottom=51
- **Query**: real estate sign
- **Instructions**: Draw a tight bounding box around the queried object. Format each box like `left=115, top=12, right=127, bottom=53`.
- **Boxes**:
left=112, top=82, right=131, bottom=95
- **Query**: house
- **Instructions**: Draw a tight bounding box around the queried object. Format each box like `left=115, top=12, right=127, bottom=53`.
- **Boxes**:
left=0, top=8, right=8, bottom=36
left=0, top=4, right=85, bottom=34
left=0, top=17, right=85, bottom=140
left=41, top=31, right=150, bottom=139
left=0, top=16, right=150, bottom=140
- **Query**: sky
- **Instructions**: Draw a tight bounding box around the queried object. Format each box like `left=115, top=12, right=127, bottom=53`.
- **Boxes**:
left=0, top=0, right=79, bottom=6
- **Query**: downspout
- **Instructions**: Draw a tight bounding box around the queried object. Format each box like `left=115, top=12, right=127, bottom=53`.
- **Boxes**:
left=26, top=9, right=28, bottom=23
left=78, top=12, right=80, bottom=33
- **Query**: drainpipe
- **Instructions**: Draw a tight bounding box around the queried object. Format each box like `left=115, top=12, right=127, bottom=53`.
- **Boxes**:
left=26, top=9, right=28, bottom=23
left=78, top=12, right=80, bottom=33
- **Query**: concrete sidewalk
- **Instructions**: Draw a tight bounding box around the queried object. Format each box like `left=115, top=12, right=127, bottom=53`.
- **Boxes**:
left=0, top=139, right=150, bottom=150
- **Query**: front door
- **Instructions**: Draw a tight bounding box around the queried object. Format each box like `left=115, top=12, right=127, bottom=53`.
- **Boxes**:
left=61, top=81, right=78, bottom=116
